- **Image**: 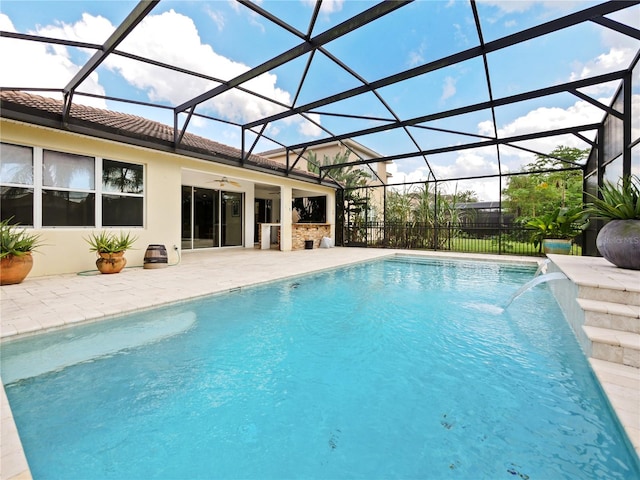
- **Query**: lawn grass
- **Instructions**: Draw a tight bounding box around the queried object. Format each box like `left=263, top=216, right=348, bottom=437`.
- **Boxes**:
left=447, top=237, right=582, bottom=256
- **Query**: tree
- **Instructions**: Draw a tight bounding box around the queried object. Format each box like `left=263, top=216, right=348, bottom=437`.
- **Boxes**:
left=307, top=149, right=374, bottom=226
left=307, top=150, right=371, bottom=188
left=502, top=145, right=587, bottom=220
left=385, top=187, right=413, bottom=223
left=453, top=189, right=478, bottom=203
left=103, top=162, right=143, bottom=193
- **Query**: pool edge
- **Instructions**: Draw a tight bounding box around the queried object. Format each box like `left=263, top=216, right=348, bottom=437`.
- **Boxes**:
left=6, top=249, right=637, bottom=477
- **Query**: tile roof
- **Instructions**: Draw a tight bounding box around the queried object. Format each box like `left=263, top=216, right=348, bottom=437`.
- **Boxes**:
left=0, top=90, right=310, bottom=176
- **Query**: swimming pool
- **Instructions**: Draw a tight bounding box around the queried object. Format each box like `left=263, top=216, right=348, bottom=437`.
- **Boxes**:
left=2, top=256, right=638, bottom=479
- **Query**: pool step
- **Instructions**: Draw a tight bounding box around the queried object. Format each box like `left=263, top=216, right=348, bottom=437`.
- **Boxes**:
left=583, top=325, right=640, bottom=368
left=579, top=298, right=640, bottom=368
left=579, top=298, right=640, bottom=334
left=578, top=285, right=640, bottom=307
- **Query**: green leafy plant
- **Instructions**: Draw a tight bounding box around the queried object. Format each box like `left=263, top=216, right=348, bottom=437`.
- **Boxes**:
left=526, top=206, right=589, bottom=250
left=586, top=175, right=640, bottom=220
left=0, top=218, right=42, bottom=259
left=85, top=231, right=138, bottom=254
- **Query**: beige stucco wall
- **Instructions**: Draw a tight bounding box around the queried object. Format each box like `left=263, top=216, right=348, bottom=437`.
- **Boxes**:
left=1, top=119, right=336, bottom=277
left=263, top=140, right=390, bottom=184
left=263, top=140, right=388, bottom=221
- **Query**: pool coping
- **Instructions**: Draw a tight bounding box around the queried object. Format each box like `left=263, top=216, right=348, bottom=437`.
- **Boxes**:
left=1, top=248, right=638, bottom=478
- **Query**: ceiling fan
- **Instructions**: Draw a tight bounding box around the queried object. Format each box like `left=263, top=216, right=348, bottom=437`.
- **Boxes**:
left=209, top=176, right=241, bottom=188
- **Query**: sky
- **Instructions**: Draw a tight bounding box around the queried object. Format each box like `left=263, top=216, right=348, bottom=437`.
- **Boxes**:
left=1, top=0, right=639, bottom=200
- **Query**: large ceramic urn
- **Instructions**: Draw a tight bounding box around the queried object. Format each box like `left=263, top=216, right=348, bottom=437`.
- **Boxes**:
left=596, top=219, right=640, bottom=270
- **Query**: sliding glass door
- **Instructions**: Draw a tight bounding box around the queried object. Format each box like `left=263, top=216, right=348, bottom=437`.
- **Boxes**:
left=182, top=186, right=243, bottom=250
left=221, top=192, right=243, bottom=247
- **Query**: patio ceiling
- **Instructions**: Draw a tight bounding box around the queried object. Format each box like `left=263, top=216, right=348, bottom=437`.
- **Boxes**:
left=1, top=0, right=639, bottom=192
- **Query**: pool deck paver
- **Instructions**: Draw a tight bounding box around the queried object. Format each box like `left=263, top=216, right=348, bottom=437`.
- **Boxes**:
left=1, top=248, right=639, bottom=478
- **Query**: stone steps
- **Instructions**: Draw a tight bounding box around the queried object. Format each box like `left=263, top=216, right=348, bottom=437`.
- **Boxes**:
left=546, top=255, right=640, bottom=457
left=579, top=297, right=640, bottom=368
left=578, top=285, right=640, bottom=308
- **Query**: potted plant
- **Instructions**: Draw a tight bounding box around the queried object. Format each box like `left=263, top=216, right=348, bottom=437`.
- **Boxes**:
left=526, top=205, right=589, bottom=254
left=0, top=218, right=42, bottom=285
left=586, top=175, right=640, bottom=270
left=85, top=231, right=137, bottom=274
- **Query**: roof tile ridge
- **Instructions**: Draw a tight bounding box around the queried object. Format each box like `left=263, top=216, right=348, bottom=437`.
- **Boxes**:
left=1, top=90, right=309, bottom=173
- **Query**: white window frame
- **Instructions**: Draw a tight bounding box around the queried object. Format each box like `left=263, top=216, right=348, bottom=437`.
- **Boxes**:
left=99, top=157, right=146, bottom=228
left=1, top=142, right=145, bottom=229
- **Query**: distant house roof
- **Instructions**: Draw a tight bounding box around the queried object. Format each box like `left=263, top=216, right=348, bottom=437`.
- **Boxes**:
left=457, top=201, right=501, bottom=210
left=259, top=138, right=390, bottom=163
left=0, top=91, right=335, bottom=186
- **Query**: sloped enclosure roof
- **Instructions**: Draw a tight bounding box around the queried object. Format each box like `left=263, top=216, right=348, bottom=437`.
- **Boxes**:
left=1, top=0, right=639, bottom=198
left=0, top=90, right=310, bottom=178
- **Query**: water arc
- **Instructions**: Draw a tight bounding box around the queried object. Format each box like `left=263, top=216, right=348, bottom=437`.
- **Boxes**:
left=502, top=271, right=568, bottom=311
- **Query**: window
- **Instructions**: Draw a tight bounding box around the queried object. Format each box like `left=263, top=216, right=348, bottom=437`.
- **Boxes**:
left=102, top=159, right=144, bottom=227
left=42, top=150, right=95, bottom=226
left=0, top=143, right=34, bottom=225
left=0, top=143, right=144, bottom=227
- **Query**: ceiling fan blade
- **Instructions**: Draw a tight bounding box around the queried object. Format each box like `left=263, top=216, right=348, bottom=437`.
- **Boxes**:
left=204, top=177, right=240, bottom=187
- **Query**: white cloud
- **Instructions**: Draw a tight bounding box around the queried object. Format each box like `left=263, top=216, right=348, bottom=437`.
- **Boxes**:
left=36, top=12, right=114, bottom=43
left=2, top=9, right=322, bottom=137
left=433, top=152, right=500, bottom=179
left=477, top=1, right=593, bottom=27
left=631, top=93, right=640, bottom=141
left=441, top=76, right=457, bottom=102
left=0, top=13, right=107, bottom=108
left=407, top=40, right=427, bottom=67
left=476, top=1, right=584, bottom=14
left=476, top=0, right=536, bottom=14
left=433, top=152, right=502, bottom=200
left=387, top=153, right=503, bottom=201
left=600, top=8, right=640, bottom=51
left=106, top=9, right=312, bottom=129
left=388, top=95, right=614, bottom=201
left=480, top=100, right=603, bottom=141
left=303, top=0, right=344, bottom=15
left=386, top=162, right=429, bottom=186
left=298, top=113, right=323, bottom=137
left=205, top=6, right=225, bottom=32
left=474, top=99, right=604, bottom=174
left=453, top=23, right=470, bottom=46
left=569, top=47, right=636, bottom=96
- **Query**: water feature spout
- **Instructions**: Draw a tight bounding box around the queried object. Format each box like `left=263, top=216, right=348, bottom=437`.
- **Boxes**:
left=534, top=258, right=551, bottom=277
left=501, top=271, right=567, bottom=311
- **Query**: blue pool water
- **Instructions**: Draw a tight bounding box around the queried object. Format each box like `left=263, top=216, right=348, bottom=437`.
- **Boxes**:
left=2, top=256, right=638, bottom=479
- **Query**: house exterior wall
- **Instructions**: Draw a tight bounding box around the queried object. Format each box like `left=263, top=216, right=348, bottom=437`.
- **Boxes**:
left=1, top=119, right=335, bottom=277
left=263, top=140, right=389, bottom=184
left=263, top=140, right=389, bottom=222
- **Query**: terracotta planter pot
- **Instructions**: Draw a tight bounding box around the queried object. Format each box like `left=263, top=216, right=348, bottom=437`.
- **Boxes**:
left=96, top=251, right=127, bottom=274
left=0, top=253, right=33, bottom=285
left=596, top=219, right=640, bottom=270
